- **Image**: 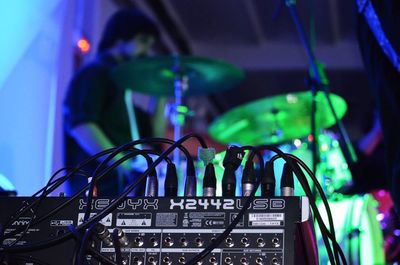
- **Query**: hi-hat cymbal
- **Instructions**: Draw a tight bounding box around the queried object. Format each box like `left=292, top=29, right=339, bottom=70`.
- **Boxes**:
left=112, top=56, right=245, bottom=96
left=208, top=91, right=347, bottom=145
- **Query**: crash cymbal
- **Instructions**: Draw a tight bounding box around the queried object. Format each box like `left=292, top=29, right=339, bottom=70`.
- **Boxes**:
left=112, top=56, right=244, bottom=96
left=208, top=91, right=347, bottom=145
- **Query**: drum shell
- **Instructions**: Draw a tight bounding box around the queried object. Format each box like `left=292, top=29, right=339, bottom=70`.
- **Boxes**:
left=316, top=195, right=385, bottom=264
left=265, top=131, right=352, bottom=196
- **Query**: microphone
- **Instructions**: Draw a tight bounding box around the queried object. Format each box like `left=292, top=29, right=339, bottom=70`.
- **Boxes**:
left=262, top=160, right=276, bottom=197
left=280, top=162, right=294, bottom=196
left=242, top=160, right=256, bottom=197
left=164, top=163, right=178, bottom=196
left=222, top=146, right=244, bottom=196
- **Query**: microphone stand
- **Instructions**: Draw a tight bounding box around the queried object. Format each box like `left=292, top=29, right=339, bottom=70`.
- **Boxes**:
left=284, top=0, right=358, bottom=181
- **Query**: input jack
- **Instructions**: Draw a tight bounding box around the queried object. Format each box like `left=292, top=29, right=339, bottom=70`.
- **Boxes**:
left=224, top=257, right=233, bottom=264
left=209, top=256, right=218, bottom=264
left=271, top=257, right=280, bottom=265
left=178, top=257, right=186, bottom=264
left=134, top=236, right=144, bottom=247
left=162, top=256, right=172, bottom=264
left=132, top=256, right=142, bottom=265
left=256, top=257, right=264, bottom=265
left=240, top=257, right=249, bottom=265
left=122, top=257, right=129, bottom=265
left=149, top=236, right=158, bottom=247
left=164, top=236, right=174, bottom=246
left=225, top=236, right=234, bottom=247
left=256, top=237, right=265, bottom=247
left=195, top=237, right=204, bottom=247
left=148, top=256, right=156, bottom=264
left=241, top=237, right=250, bottom=247
left=272, top=237, right=280, bottom=247
left=180, top=237, right=188, bottom=247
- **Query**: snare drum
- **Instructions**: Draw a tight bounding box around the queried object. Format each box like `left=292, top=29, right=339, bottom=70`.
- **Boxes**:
left=316, top=195, right=385, bottom=264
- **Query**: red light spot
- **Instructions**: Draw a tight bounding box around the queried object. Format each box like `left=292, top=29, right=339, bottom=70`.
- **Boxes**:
left=307, top=134, right=314, bottom=142
left=77, top=38, right=90, bottom=54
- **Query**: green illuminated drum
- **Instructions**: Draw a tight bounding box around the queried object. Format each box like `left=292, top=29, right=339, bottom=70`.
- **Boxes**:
left=268, top=131, right=352, bottom=197
left=316, top=195, right=385, bottom=264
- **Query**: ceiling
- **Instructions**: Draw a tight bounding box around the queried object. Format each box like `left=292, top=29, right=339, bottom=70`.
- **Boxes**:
left=157, top=0, right=362, bottom=70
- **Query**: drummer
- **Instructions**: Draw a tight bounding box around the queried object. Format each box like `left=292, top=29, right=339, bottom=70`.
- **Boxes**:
left=63, top=8, right=167, bottom=196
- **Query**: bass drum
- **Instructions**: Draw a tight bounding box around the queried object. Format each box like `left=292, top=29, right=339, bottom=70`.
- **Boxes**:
left=316, top=195, right=385, bottom=265
left=266, top=131, right=352, bottom=197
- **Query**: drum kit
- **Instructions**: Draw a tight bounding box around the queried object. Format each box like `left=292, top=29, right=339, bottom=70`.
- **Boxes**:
left=112, top=54, right=385, bottom=264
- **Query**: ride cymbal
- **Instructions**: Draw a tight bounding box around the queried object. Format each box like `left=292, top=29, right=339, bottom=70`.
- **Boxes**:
left=208, top=91, right=347, bottom=145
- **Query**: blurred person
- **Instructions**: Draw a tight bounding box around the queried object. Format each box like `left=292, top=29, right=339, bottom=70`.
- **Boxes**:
left=63, top=8, right=166, bottom=196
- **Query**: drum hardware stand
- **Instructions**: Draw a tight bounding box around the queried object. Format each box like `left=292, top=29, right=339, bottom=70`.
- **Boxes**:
left=283, top=0, right=358, bottom=183
left=270, top=108, right=284, bottom=142
left=171, top=56, right=192, bottom=195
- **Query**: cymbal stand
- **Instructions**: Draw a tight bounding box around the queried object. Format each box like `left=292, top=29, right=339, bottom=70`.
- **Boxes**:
left=284, top=0, right=358, bottom=177
left=171, top=57, right=190, bottom=195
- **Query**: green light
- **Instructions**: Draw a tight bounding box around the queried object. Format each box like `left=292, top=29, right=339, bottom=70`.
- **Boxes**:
left=315, top=195, right=385, bottom=264
left=160, top=69, right=174, bottom=79
left=176, top=105, right=189, bottom=114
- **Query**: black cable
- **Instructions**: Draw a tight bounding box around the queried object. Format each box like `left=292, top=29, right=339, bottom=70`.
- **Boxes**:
left=0, top=133, right=207, bottom=254
left=285, top=155, right=337, bottom=264
left=240, top=147, right=265, bottom=196
left=0, top=134, right=203, bottom=252
left=242, top=146, right=266, bottom=184
left=0, top=167, right=68, bottom=237
left=186, top=146, right=264, bottom=264
left=287, top=154, right=347, bottom=265
left=186, top=168, right=260, bottom=264
left=255, top=146, right=341, bottom=264
left=1, top=148, right=170, bottom=242
left=1, top=148, right=114, bottom=238
left=281, top=153, right=345, bottom=264
left=221, top=146, right=245, bottom=196
left=1, top=171, right=87, bottom=241
left=83, top=148, right=154, bottom=222
left=4, top=169, right=92, bottom=247
left=87, top=248, right=118, bottom=265
left=71, top=238, right=80, bottom=265
left=2, top=138, right=180, bottom=239
left=83, top=137, right=198, bottom=222
left=76, top=224, right=97, bottom=265
left=0, top=151, right=140, bottom=254
left=112, top=229, right=123, bottom=265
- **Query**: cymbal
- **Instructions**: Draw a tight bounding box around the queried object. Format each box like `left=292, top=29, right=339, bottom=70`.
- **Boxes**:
left=112, top=56, right=245, bottom=96
left=208, top=91, right=347, bottom=145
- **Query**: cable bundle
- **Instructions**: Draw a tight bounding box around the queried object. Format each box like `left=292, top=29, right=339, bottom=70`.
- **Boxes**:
left=0, top=133, right=347, bottom=265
